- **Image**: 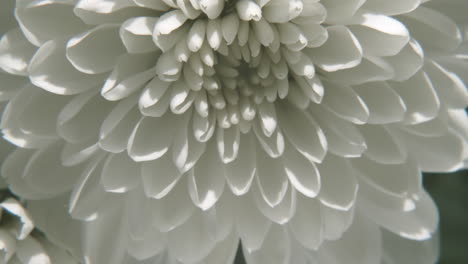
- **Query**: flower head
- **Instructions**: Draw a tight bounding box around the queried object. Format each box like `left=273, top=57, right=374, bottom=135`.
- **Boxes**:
left=0, top=0, right=467, bottom=263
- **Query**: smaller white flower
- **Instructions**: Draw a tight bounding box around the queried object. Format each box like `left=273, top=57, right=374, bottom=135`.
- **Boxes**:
left=0, top=196, right=78, bottom=264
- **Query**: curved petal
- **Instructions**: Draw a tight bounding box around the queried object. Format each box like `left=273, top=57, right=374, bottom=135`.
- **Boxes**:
left=353, top=81, right=406, bottom=124
left=29, top=38, right=106, bottom=95
left=127, top=113, right=175, bottom=162
left=289, top=194, right=323, bottom=250
left=0, top=29, right=36, bottom=76
left=141, top=153, right=182, bottom=199
left=188, top=139, right=225, bottom=210
left=306, top=25, right=362, bottom=72
left=16, top=2, right=88, bottom=46
left=66, top=24, right=126, bottom=74
left=255, top=142, right=289, bottom=207
left=390, top=71, right=440, bottom=125
left=224, top=132, right=256, bottom=195
left=101, top=151, right=140, bottom=193
left=243, top=225, right=291, bottom=264
left=317, top=154, right=358, bottom=211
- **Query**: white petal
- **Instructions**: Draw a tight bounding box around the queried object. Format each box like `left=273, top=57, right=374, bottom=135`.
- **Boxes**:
left=323, top=56, right=394, bottom=86
left=289, top=194, right=323, bottom=250
left=320, top=0, right=365, bottom=23
left=200, top=229, right=238, bottom=264
left=256, top=101, right=277, bottom=137
left=358, top=178, right=438, bottom=241
left=167, top=211, right=217, bottom=263
left=155, top=50, right=183, bottom=81
left=234, top=193, right=271, bottom=252
left=206, top=19, right=222, bottom=50
left=120, top=16, right=158, bottom=53
left=127, top=226, right=166, bottom=260
left=224, top=132, right=256, bottom=195
left=348, top=13, right=410, bottom=57
left=318, top=214, right=381, bottom=264
left=317, top=154, right=358, bottom=210
left=1, top=198, right=34, bottom=240
left=169, top=80, right=194, bottom=114
left=124, top=188, right=154, bottom=239
left=69, top=158, right=112, bottom=220
left=252, top=120, right=285, bottom=158
left=321, top=80, right=369, bottom=124
left=67, top=24, right=126, bottom=74
left=310, top=106, right=366, bottom=158
left=61, top=141, right=100, bottom=167
left=385, top=39, right=424, bottom=81
left=320, top=203, right=355, bottom=240
left=0, top=230, right=16, bottom=262
left=399, top=6, right=462, bottom=52
left=23, top=143, right=83, bottom=196
left=255, top=143, right=288, bottom=207
left=99, top=95, right=140, bottom=153
left=152, top=178, right=196, bottom=232
left=82, top=203, right=126, bottom=264
left=188, top=139, right=226, bottom=210
left=127, top=113, right=175, bottom=162
left=353, top=81, right=406, bottom=124
left=252, top=18, right=274, bottom=46
left=363, top=0, right=421, bottom=15
left=154, top=10, right=187, bottom=36
left=172, top=113, right=207, bottom=173
left=16, top=237, right=51, bottom=264
left=1, top=149, right=48, bottom=200
left=16, top=2, right=88, bottom=46
left=282, top=142, right=321, bottom=198
left=398, top=129, right=464, bottom=172
left=243, top=225, right=291, bottom=264
left=236, top=0, right=262, bottom=21
left=381, top=228, right=439, bottom=264
left=390, top=71, right=440, bottom=124
left=101, top=53, right=157, bottom=101
left=0, top=29, right=36, bottom=76
left=58, top=90, right=114, bottom=143
left=252, top=182, right=296, bottom=225
left=306, top=25, right=362, bottom=72
left=134, top=0, right=171, bottom=10
left=141, top=153, right=182, bottom=199
left=216, top=126, right=240, bottom=163
left=187, top=19, right=206, bottom=52
left=221, top=13, right=239, bottom=45
left=199, top=0, right=224, bottom=19
left=352, top=157, right=421, bottom=196
left=101, top=152, right=140, bottom=193
left=29, top=38, right=106, bottom=95
left=278, top=101, right=327, bottom=163
left=360, top=125, right=406, bottom=164
left=425, top=60, right=468, bottom=109
left=138, top=76, right=171, bottom=109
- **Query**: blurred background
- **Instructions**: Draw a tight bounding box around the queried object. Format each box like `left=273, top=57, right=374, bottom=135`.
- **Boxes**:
left=424, top=170, right=468, bottom=264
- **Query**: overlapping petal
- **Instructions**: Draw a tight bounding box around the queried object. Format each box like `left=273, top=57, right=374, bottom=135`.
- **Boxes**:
left=0, top=0, right=467, bottom=263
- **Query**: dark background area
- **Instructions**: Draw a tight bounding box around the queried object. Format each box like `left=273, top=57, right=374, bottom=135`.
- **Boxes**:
left=233, top=170, right=468, bottom=264
left=425, top=170, right=468, bottom=264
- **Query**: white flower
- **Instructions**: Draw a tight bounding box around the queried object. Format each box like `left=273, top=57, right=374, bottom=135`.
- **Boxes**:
left=0, top=196, right=78, bottom=264
left=0, top=0, right=467, bottom=263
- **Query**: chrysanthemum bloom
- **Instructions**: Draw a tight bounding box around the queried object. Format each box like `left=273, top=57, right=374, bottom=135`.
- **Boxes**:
left=0, top=0, right=467, bottom=263
left=0, top=194, right=78, bottom=263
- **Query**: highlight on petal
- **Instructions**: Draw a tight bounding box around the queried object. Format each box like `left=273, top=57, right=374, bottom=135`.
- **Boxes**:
left=0, top=0, right=466, bottom=263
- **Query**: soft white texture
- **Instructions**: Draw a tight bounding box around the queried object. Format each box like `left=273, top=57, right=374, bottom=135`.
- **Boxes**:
left=0, top=0, right=467, bottom=263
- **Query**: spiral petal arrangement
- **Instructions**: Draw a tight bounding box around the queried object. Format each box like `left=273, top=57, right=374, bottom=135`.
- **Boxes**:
left=0, top=0, right=467, bottom=263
